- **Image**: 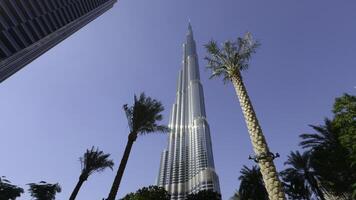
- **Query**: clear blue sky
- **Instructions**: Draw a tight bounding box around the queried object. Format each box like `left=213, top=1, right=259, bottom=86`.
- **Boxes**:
left=1, top=0, right=355, bottom=199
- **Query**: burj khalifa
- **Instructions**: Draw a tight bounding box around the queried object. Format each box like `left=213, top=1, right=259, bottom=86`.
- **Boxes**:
left=157, top=24, right=221, bottom=200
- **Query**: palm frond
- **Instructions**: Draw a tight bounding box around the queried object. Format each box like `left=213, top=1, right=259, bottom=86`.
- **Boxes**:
left=204, top=33, right=260, bottom=83
left=124, top=92, right=169, bottom=136
left=299, top=118, right=339, bottom=150
left=238, top=165, right=268, bottom=200
left=80, top=146, right=114, bottom=177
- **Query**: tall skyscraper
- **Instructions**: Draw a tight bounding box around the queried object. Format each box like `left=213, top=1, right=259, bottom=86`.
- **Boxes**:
left=0, top=0, right=117, bottom=83
left=157, top=24, right=221, bottom=200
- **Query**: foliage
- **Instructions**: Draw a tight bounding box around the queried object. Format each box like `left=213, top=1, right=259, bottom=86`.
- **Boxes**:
left=124, top=93, right=170, bottom=135
left=237, top=165, right=268, bottom=200
left=185, top=190, right=221, bottom=200
left=299, top=119, right=355, bottom=198
left=120, top=186, right=170, bottom=200
left=79, top=146, right=114, bottom=179
left=332, top=93, right=356, bottom=198
left=28, top=181, right=61, bottom=200
left=280, top=151, right=314, bottom=200
left=332, top=93, right=356, bottom=165
left=204, top=32, right=260, bottom=82
left=0, top=176, right=24, bottom=200
left=69, top=147, right=114, bottom=200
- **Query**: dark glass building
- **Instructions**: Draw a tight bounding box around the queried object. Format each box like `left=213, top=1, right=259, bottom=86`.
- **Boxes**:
left=0, top=0, right=117, bottom=82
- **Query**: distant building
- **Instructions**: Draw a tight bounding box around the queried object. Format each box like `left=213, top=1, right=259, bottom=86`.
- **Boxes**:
left=157, top=24, right=221, bottom=200
left=0, top=0, right=117, bottom=82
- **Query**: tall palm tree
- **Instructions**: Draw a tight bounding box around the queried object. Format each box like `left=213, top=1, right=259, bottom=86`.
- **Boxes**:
left=27, top=181, right=61, bottom=200
left=238, top=165, right=268, bottom=200
left=281, top=151, right=325, bottom=200
left=69, top=147, right=114, bottom=200
left=106, top=93, right=169, bottom=200
left=205, top=33, right=285, bottom=200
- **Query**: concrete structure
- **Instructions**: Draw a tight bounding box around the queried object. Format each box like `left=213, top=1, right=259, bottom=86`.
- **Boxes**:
left=157, top=24, right=221, bottom=200
left=0, top=0, right=117, bottom=82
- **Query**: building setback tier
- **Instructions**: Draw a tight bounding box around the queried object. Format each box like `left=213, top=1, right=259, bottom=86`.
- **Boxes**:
left=157, top=24, right=221, bottom=200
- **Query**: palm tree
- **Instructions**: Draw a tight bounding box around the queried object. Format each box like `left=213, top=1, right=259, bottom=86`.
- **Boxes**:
left=28, top=181, right=61, bottom=200
left=299, top=119, right=339, bottom=149
left=69, top=147, right=114, bottom=200
left=106, top=93, right=169, bottom=200
left=238, top=165, right=268, bottom=200
left=0, top=176, right=24, bottom=200
left=300, top=119, right=355, bottom=199
left=280, top=170, right=311, bottom=200
left=205, top=33, right=285, bottom=200
left=281, top=151, right=324, bottom=200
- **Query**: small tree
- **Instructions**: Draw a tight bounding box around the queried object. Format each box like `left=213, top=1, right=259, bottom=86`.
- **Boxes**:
left=185, top=190, right=221, bottom=200
left=28, top=181, right=61, bottom=200
left=121, top=186, right=170, bottom=200
left=0, top=176, right=24, bottom=200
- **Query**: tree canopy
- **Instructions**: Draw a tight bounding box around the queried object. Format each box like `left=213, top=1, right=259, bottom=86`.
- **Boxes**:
left=237, top=165, right=268, bottom=200
left=28, top=181, right=61, bottom=200
left=0, top=176, right=24, bottom=200
left=120, top=186, right=170, bottom=200
left=332, top=93, right=356, bottom=165
left=185, top=190, right=221, bottom=200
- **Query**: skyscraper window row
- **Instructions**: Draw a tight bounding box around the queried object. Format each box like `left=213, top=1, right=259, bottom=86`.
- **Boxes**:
left=0, top=0, right=107, bottom=61
left=0, top=0, right=116, bottom=82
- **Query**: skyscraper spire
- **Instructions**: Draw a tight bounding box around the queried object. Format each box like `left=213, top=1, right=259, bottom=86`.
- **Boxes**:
left=157, top=24, right=221, bottom=200
left=188, top=21, right=193, bottom=36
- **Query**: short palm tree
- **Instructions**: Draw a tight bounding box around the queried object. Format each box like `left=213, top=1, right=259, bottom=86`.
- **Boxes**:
left=238, top=165, right=268, bottom=200
left=69, top=147, right=114, bottom=200
left=106, top=93, right=169, bottom=200
left=205, top=33, right=285, bottom=199
left=281, top=151, right=325, bottom=200
left=27, top=181, right=61, bottom=200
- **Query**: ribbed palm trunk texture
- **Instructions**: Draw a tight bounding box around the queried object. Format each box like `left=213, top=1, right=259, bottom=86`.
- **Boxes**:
left=107, top=133, right=136, bottom=200
left=69, top=175, right=86, bottom=200
left=231, top=73, right=286, bottom=200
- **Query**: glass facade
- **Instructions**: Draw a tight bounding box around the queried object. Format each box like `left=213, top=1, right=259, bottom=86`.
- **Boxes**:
left=0, top=0, right=117, bottom=82
left=157, top=24, right=221, bottom=200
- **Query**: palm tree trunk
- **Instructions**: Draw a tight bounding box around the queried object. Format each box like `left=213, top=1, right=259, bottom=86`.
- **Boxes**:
left=107, top=133, right=136, bottom=200
left=231, top=73, right=286, bottom=200
left=69, top=175, right=86, bottom=200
